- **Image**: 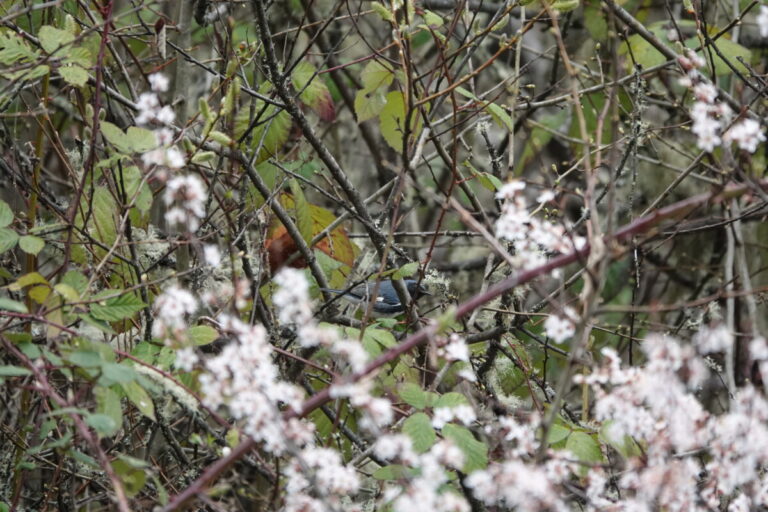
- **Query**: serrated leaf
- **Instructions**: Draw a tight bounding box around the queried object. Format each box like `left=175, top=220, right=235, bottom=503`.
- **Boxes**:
left=0, top=228, right=18, bottom=253
left=442, top=423, right=487, bottom=472
left=38, top=25, right=74, bottom=54
left=59, top=65, right=88, bottom=87
left=434, top=392, right=468, bottom=408
left=0, top=200, right=12, bottom=227
left=121, top=380, right=156, bottom=421
left=403, top=412, right=437, bottom=453
left=90, top=292, right=146, bottom=322
left=0, top=31, right=40, bottom=65
left=0, top=298, right=28, bottom=313
left=19, top=235, right=44, bottom=255
left=65, top=47, right=92, bottom=67
left=399, top=382, right=427, bottom=409
left=188, top=325, right=219, bottom=346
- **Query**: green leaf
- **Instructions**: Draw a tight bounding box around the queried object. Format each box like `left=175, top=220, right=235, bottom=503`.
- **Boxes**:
left=371, top=2, right=395, bottom=22
left=59, top=65, right=88, bottom=87
left=403, top=412, right=437, bottom=453
left=476, top=172, right=503, bottom=192
left=126, top=127, right=157, bottom=153
left=599, top=421, right=642, bottom=459
left=0, top=228, right=19, bottom=253
left=399, top=382, right=427, bottom=409
left=61, top=270, right=89, bottom=296
left=455, top=87, right=513, bottom=132
left=565, top=431, right=604, bottom=475
left=0, top=365, right=32, bottom=377
left=19, top=235, right=44, bottom=255
left=372, top=464, right=413, bottom=480
left=360, top=60, right=394, bottom=93
left=364, top=327, right=397, bottom=349
left=119, top=166, right=153, bottom=214
left=94, top=386, right=122, bottom=437
left=422, top=10, right=444, bottom=27
left=9, top=271, right=48, bottom=291
left=291, top=61, right=335, bottom=121
left=434, top=392, right=468, bottom=409
left=84, top=413, right=118, bottom=436
left=380, top=91, right=408, bottom=151
left=354, top=88, right=387, bottom=122
left=547, top=423, right=572, bottom=445
left=0, top=200, right=12, bottom=227
left=121, top=380, right=156, bottom=421
left=90, top=186, right=118, bottom=248
left=0, top=298, right=28, bottom=314
left=67, top=350, right=103, bottom=368
left=112, top=458, right=147, bottom=497
left=188, top=325, right=219, bottom=346
left=289, top=180, right=313, bottom=244
left=98, top=362, right=137, bottom=385
left=235, top=98, right=292, bottom=164
left=38, top=26, right=74, bottom=54
left=392, top=262, right=419, bottom=279
left=0, top=31, right=41, bottom=66
left=90, top=292, right=146, bottom=322
left=442, top=423, right=488, bottom=472
left=100, top=122, right=131, bottom=153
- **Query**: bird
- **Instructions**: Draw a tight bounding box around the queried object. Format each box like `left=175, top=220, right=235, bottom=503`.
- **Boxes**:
left=320, top=279, right=430, bottom=315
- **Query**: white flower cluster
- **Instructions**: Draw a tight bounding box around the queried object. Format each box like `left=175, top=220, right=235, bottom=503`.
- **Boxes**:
left=435, top=333, right=470, bottom=363
left=199, top=314, right=309, bottom=453
left=494, top=181, right=585, bottom=271
left=543, top=306, right=577, bottom=344
left=136, top=73, right=186, bottom=169
left=572, top=330, right=768, bottom=510
left=375, top=435, right=470, bottom=512
left=163, top=174, right=207, bottom=232
left=431, top=404, right=476, bottom=429
left=283, top=446, right=361, bottom=512
left=758, top=5, right=768, bottom=38
left=678, top=52, right=765, bottom=153
left=152, top=284, right=199, bottom=346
